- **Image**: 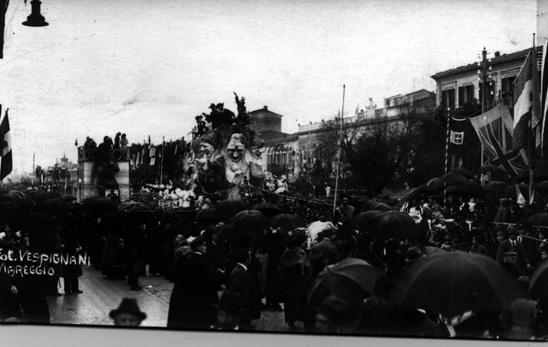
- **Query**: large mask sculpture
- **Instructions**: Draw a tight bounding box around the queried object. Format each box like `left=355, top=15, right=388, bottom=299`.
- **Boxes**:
left=192, top=94, right=265, bottom=200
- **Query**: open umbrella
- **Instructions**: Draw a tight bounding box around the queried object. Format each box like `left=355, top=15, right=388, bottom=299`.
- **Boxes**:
left=82, top=197, right=118, bottom=217
left=366, top=211, right=418, bottom=241
left=452, top=167, right=474, bottom=178
left=441, top=171, right=468, bottom=186
left=360, top=199, right=393, bottom=212
left=308, top=258, right=384, bottom=309
left=271, top=213, right=305, bottom=232
left=406, top=184, right=429, bottom=199
left=528, top=213, right=548, bottom=227
left=232, top=210, right=269, bottom=242
left=425, top=177, right=443, bottom=192
left=393, top=251, right=524, bottom=318
left=252, top=202, right=282, bottom=218
left=446, top=180, right=483, bottom=195
left=196, top=208, right=221, bottom=224
left=36, top=198, right=74, bottom=220
left=529, top=260, right=548, bottom=307
left=536, top=181, right=548, bottom=192
left=218, top=200, right=247, bottom=221
left=485, top=180, right=508, bottom=195
left=354, top=210, right=384, bottom=234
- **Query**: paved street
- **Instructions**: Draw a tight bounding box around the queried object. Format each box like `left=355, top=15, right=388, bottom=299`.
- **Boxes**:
left=47, top=268, right=294, bottom=332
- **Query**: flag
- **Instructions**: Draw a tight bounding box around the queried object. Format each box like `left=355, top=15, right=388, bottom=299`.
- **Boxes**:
left=447, top=116, right=467, bottom=169
left=541, top=42, right=548, bottom=155
left=513, top=48, right=540, bottom=152
left=150, top=146, right=156, bottom=166
left=0, top=109, right=12, bottom=180
left=469, top=103, right=528, bottom=178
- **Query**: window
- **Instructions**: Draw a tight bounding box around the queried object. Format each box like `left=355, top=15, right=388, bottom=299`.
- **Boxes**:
left=501, top=76, right=515, bottom=105
left=442, top=89, right=456, bottom=110
left=458, top=85, right=475, bottom=107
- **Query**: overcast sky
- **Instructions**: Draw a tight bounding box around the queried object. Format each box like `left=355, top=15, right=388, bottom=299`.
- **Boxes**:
left=0, top=0, right=537, bottom=175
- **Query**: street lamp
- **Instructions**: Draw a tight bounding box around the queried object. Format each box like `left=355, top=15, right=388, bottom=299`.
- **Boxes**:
left=22, top=0, right=48, bottom=27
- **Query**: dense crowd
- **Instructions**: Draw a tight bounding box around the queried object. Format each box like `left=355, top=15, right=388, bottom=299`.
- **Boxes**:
left=3, top=169, right=548, bottom=340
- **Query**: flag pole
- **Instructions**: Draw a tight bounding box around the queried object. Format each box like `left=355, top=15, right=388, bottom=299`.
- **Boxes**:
left=160, top=136, right=165, bottom=186
left=530, top=33, right=540, bottom=205
left=444, top=107, right=451, bottom=206
left=332, top=84, right=345, bottom=218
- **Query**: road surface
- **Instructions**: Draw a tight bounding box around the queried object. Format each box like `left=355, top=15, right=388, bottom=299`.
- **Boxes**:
left=47, top=268, right=296, bottom=331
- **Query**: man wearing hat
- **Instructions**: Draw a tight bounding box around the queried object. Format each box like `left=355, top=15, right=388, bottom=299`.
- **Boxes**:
left=227, top=248, right=261, bottom=330
left=109, top=298, right=146, bottom=327
left=167, top=234, right=218, bottom=330
left=496, top=226, right=532, bottom=277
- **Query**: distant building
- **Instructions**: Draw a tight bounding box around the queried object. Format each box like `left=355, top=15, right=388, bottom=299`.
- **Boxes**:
left=248, top=105, right=282, bottom=134
left=430, top=47, right=541, bottom=112
left=383, top=89, right=436, bottom=117
left=248, top=106, right=299, bottom=178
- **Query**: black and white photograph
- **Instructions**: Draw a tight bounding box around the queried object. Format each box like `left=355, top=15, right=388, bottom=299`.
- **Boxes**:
left=0, top=0, right=546, bottom=343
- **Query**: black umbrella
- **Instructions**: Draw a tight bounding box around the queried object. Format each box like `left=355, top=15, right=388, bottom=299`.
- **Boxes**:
left=446, top=180, right=483, bottom=195
left=196, top=208, right=221, bottom=224
left=271, top=213, right=306, bottom=233
left=528, top=213, right=548, bottom=227
left=232, top=209, right=269, bottom=243
left=529, top=260, right=548, bottom=307
left=441, top=171, right=468, bottom=186
left=36, top=198, right=74, bottom=220
left=366, top=211, right=418, bottom=241
left=536, top=181, right=548, bottom=192
left=452, top=167, right=474, bottom=178
left=393, top=251, right=525, bottom=318
left=354, top=210, right=384, bottom=234
left=425, top=177, right=444, bottom=191
left=308, top=258, right=384, bottom=309
left=218, top=200, right=248, bottom=221
left=82, top=197, right=118, bottom=216
left=252, top=202, right=282, bottom=218
left=406, top=184, right=429, bottom=199
left=485, top=180, right=508, bottom=195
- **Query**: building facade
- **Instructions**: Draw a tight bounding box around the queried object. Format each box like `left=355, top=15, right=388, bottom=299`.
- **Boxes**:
left=431, top=47, right=541, bottom=112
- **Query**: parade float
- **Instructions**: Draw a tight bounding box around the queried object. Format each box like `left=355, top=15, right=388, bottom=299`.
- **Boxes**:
left=76, top=138, right=130, bottom=202
left=74, top=93, right=267, bottom=204
left=189, top=93, right=266, bottom=201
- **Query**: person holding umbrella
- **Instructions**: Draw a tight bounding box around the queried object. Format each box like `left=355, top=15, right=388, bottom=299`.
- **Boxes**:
left=278, top=228, right=309, bottom=331
left=227, top=248, right=261, bottom=330
left=167, top=235, right=218, bottom=330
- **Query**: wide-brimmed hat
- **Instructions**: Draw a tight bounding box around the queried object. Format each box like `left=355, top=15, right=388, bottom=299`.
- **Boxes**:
left=109, top=298, right=147, bottom=321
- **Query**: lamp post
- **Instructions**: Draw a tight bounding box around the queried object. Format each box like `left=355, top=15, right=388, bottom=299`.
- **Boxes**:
left=22, top=0, right=48, bottom=27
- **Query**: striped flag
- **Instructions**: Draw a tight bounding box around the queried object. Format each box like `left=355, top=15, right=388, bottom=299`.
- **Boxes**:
left=0, top=108, right=12, bottom=180
left=512, top=48, right=540, bottom=153
left=541, top=42, right=548, bottom=156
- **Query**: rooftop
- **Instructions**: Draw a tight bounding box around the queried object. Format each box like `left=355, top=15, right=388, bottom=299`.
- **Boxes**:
left=248, top=105, right=283, bottom=118
left=431, top=47, right=542, bottom=80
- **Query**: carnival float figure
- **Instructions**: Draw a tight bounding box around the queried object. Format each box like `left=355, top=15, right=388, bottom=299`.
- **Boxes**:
left=192, top=93, right=265, bottom=200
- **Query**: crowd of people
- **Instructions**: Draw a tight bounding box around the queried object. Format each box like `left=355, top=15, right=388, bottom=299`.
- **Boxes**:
left=4, top=167, right=548, bottom=340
